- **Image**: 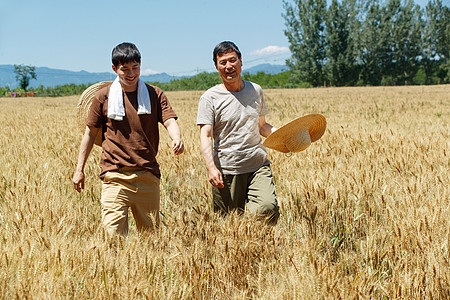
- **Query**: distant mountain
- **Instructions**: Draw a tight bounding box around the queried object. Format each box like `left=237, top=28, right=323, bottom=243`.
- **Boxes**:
left=141, top=73, right=182, bottom=83
left=243, top=63, right=287, bottom=75
left=0, top=63, right=287, bottom=88
left=0, top=65, right=184, bottom=89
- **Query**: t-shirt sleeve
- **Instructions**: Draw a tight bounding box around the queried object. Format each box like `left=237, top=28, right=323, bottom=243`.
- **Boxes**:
left=86, top=91, right=104, bottom=128
left=160, top=93, right=178, bottom=123
left=153, top=86, right=177, bottom=124
left=196, top=94, right=214, bottom=125
left=257, top=84, right=268, bottom=116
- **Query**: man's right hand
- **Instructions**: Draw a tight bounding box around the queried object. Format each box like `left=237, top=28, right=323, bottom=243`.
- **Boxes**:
left=72, top=126, right=98, bottom=193
left=199, top=124, right=224, bottom=188
left=208, top=167, right=224, bottom=188
left=72, top=171, right=85, bottom=193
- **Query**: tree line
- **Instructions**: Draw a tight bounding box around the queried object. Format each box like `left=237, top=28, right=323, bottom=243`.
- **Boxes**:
left=0, top=71, right=308, bottom=97
left=1, top=82, right=91, bottom=97
left=283, top=0, right=449, bottom=86
left=1, top=65, right=91, bottom=97
left=149, top=71, right=311, bottom=91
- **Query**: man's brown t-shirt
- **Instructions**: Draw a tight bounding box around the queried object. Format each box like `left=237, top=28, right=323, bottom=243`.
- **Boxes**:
left=86, top=83, right=177, bottom=179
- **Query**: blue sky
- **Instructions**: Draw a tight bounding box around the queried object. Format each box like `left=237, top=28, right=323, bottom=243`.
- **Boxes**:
left=0, top=0, right=437, bottom=76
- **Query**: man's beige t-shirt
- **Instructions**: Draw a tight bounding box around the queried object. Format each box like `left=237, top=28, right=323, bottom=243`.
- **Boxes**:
left=196, top=80, right=270, bottom=175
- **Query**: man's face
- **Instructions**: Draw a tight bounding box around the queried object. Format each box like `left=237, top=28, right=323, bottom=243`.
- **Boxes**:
left=112, top=61, right=141, bottom=92
left=215, top=50, right=242, bottom=84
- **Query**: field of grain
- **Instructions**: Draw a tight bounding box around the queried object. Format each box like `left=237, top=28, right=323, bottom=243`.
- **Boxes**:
left=0, top=85, right=448, bottom=299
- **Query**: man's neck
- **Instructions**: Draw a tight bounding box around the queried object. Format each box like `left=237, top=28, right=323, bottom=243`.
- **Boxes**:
left=119, top=78, right=139, bottom=93
left=121, top=84, right=138, bottom=93
left=222, top=79, right=244, bottom=92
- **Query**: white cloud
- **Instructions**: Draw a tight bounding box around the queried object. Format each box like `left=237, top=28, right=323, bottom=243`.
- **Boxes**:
left=141, top=68, right=160, bottom=75
left=250, top=45, right=290, bottom=56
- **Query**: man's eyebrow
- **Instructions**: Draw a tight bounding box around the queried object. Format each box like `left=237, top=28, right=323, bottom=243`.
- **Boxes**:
left=219, top=57, right=234, bottom=62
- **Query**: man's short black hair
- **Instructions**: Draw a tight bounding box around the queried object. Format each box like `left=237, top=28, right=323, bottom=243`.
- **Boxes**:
left=213, top=41, right=241, bottom=66
left=112, top=42, right=141, bottom=68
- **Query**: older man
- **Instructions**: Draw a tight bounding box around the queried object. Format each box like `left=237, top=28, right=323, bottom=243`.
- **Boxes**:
left=197, top=41, right=279, bottom=224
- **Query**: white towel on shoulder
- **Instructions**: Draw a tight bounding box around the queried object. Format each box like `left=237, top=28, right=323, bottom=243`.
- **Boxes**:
left=107, top=76, right=151, bottom=121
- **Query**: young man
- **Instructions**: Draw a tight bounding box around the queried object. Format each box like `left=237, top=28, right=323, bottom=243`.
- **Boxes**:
left=196, top=41, right=279, bottom=225
left=73, top=42, right=184, bottom=236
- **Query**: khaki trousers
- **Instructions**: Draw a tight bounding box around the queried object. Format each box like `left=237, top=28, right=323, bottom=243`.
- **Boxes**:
left=212, top=165, right=279, bottom=225
left=101, top=167, right=160, bottom=236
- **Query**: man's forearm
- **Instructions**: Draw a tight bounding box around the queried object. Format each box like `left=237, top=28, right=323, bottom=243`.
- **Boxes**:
left=76, top=127, right=98, bottom=172
left=200, top=136, right=216, bottom=171
left=164, top=118, right=182, bottom=141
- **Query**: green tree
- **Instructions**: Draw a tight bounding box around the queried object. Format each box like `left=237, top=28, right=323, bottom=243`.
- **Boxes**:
left=14, top=64, right=37, bottom=91
left=357, top=0, right=386, bottom=85
left=148, top=72, right=221, bottom=91
left=325, top=0, right=359, bottom=86
left=422, top=0, right=449, bottom=84
left=283, top=0, right=327, bottom=86
left=242, top=71, right=304, bottom=88
left=383, top=0, right=422, bottom=85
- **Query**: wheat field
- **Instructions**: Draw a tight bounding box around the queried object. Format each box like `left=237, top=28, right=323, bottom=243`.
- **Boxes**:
left=0, top=85, right=448, bottom=299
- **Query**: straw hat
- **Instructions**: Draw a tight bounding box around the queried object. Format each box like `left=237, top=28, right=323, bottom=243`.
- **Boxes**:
left=263, top=114, right=326, bottom=153
left=77, top=81, right=112, bottom=146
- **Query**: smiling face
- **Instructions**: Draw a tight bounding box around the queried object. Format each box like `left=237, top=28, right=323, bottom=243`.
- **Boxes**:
left=112, top=61, right=141, bottom=92
left=215, top=50, right=242, bottom=86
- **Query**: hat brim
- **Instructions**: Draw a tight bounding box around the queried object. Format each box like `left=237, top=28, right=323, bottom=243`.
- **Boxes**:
left=263, top=114, right=326, bottom=153
left=77, top=81, right=112, bottom=146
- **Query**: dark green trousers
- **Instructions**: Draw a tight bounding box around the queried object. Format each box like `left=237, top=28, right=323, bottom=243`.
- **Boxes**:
left=212, top=165, right=279, bottom=225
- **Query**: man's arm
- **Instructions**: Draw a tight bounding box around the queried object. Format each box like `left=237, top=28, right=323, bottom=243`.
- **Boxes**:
left=163, top=118, right=184, bottom=155
left=199, top=124, right=224, bottom=188
left=72, top=126, right=99, bottom=193
left=259, top=115, right=277, bottom=138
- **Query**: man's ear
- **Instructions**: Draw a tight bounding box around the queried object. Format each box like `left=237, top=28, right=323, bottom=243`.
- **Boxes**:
left=112, top=64, right=117, bottom=73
